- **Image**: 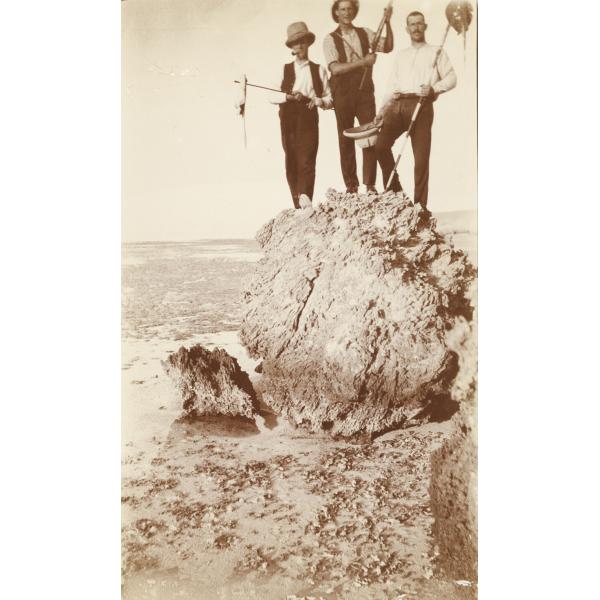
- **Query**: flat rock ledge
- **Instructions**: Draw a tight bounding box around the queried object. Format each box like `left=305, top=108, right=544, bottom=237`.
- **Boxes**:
left=240, top=189, right=476, bottom=438
left=162, top=345, right=257, bottom=419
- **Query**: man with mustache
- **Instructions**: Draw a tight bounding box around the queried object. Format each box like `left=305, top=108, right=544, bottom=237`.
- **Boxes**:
left=375, top=11, right=456, bottom=216
left=323, top=0, right=393, bottom=194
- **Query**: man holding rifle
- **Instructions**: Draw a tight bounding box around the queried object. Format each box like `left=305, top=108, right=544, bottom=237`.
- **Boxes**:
left=375, top=11, right=456, bottom=215
left=323, top=0, right=393, bottom=194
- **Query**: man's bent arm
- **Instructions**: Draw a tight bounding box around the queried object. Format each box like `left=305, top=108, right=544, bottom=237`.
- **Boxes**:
left=329, top=55, right=374, bottom=76
left=432, top=50, right=457, bottom=94
left=319, top=66, right=334, bottom=109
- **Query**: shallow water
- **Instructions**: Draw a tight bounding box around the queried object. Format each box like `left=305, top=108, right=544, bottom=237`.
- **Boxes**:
left=122, top=239, right=261, bottom=341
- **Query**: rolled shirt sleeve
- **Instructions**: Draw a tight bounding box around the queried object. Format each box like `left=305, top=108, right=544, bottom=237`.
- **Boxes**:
left=319, top=65, right=333, bottom=109
left=324, top=28, right=383, bottom=68
left=431, top=49, right=457, bottom=94
left=323, top=34, right=340, bottom=68
left=379, top=44, right=457, bottom=109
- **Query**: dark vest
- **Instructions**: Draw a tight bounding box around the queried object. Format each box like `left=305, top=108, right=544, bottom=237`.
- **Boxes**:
left=329, top=26, right=374, bottom=97
left=279, top=61, right=323, bottom=122
left=280, top=61, right=324, bottom=97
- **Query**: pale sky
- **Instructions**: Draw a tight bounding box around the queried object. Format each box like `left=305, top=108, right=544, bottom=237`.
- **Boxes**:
left=123, top=0, right=477, bottom=241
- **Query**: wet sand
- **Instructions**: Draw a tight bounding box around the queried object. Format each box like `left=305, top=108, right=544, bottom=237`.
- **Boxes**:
left=122, top=216, right=477, bottom=599
left=122, top=336, right=475, bottom=600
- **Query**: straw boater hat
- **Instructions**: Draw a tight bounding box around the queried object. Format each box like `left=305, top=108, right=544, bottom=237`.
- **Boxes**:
left=285, top=22, right=316, bottom=48
left=343, top=122, right=381, bottom=149
left=331, top=0, right=360, bottom=22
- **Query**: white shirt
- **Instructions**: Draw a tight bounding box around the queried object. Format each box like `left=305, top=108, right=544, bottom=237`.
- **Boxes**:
left=381, top=43, right=456, bottom=107
left=323, top=27, right=386, bottom=66
left=269, top=59, right=333, bottom=109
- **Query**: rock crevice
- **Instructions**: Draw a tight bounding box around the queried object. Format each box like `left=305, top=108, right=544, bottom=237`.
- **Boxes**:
left=240, top=190, right=475, bottom=437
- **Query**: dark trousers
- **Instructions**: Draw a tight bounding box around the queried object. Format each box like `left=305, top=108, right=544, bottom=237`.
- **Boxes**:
left=280, top=104, right=319, bottom=208
left=333, top=90, right=377, bottom=189
left=375, top=97, right=434, bottom=207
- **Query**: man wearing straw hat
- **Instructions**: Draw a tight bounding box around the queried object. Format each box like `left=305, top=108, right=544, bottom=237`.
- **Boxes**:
left=270, top=22, right=333, bottom=209
left=323, top=0, right=393, bottom=194
left=375, top=11, right=456, bottom=214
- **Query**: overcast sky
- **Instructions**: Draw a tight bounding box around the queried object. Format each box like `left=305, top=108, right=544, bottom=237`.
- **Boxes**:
left=123, top=0, right=477, bottom=241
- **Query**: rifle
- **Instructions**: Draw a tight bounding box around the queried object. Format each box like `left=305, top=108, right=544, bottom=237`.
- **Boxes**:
left=358, top=0, right=393, bottom=91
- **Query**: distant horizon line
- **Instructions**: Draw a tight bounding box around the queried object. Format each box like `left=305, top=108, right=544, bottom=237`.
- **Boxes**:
left=122, top=207, right=476, bottom=245
left=122, top=237, right=259, bottom=245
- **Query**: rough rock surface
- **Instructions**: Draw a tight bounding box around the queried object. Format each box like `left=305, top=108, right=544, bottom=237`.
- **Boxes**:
left=430, top=297, right=478, bottom=581
left=162, top=345, right=257, bottom=418
left=240, top=189, right=475, bottom=437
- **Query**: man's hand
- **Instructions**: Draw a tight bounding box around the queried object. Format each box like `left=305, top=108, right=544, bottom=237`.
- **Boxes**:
left=286, top=91, right=305, bottom=102
left=418, top=84, right=432, bottom=97
left=383, top=5, right=393, bottom=21
left=362, top=53, right=377, bottom=67
left=374, top=99, right=392, bottom=124
left=307, top=97, right=323, bottom=110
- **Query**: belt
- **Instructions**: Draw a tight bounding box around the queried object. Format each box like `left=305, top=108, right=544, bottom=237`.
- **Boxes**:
left=393, top=93, right=420, bottom=99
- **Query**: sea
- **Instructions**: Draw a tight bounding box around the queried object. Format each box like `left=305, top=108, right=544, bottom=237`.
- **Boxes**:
left=122, top=211, right=475, bottom=345
left=122, top=239, right=262, bottom=342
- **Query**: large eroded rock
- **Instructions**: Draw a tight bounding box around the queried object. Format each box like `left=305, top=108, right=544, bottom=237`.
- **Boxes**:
left=240, top=190, right=475, bottom=437
left=162, top=345, right=257, bottom=418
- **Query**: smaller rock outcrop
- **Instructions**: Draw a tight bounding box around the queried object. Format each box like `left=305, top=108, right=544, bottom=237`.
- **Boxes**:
left=162, top=345, right=257, bottom=418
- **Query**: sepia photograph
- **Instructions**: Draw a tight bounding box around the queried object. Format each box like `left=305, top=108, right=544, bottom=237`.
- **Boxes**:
left=122, top=1, right=477, bottom=598
left=5, top=2, right=600, bottom=600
